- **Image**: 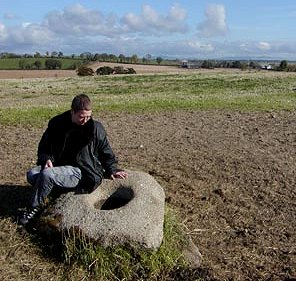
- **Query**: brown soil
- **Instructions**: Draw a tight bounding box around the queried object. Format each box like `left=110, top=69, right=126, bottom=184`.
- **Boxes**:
left=0, top=69, right=77, bottom=79
left=0, top=110, right=295, bottom=280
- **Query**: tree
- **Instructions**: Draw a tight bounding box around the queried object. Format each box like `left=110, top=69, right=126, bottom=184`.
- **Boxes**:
left=240, top=62, right=248, bottom=71
left=201, top=60, right=214, bottom=69
left=249, top=61, right=260, bottom=69
left=108, top=54, right=118, bottom=62
left=231, top=60, right=241, bottom=69
left=144, top=54, right=152, bottom=61
left=34, top=52, right=41, bottom=58
left=100, top=53, right=109, bottom=62
left=131, top=54, right=138, bottom=64
left=118, top=54, right=125, bottom=63
left=80, top=52, right=92, bottom=60
left=33, top=60, right=42, bottom=69
left=156, top=57, right=163, bottom=64
left=45, top=59, right=62, bottom=69
left=279, top=60, right=288, bottom=71
left=19, top=59, right=26, bottom=70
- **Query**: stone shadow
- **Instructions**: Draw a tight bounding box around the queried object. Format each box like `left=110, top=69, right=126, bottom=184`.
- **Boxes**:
left=0, top=184, right=33, bottom=220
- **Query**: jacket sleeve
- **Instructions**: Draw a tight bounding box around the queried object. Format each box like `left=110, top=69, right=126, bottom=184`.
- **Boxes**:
left=37, top=123, right=55, bottom=167
left=95, top=122, right=120, bottom=178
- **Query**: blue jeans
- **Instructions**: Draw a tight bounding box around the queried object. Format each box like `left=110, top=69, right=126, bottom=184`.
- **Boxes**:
left=27, top=166, right=82, bottom=208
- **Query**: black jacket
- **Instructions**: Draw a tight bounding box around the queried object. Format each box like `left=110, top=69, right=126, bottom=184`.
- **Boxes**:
left=37, top=110, right=119, bottom=192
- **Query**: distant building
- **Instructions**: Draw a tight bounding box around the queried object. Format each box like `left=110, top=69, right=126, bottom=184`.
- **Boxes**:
left=261, top=64, right=273, bottom=70
left=180, top=60, right=200, bottom=69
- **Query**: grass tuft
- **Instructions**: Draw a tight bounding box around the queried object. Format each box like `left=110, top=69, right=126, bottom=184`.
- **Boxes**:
left=61, top=207, right=199, bottom=281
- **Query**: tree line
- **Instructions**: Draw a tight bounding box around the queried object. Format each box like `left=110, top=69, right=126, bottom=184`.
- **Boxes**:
left=183, top=59, right=296, bottom=72
left=0, top=51, right=295, bottom=72
left=0, top=51, right=165, bottom=70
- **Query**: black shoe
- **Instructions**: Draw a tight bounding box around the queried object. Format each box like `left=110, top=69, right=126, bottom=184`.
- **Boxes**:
left=18, top=206, right=41, bottom=226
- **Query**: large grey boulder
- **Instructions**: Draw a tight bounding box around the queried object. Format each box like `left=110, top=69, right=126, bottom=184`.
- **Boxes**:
left=39, top=170, right=165, bottom=249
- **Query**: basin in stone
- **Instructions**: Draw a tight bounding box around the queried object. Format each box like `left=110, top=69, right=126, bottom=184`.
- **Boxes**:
left=39, top=170, right=166, bottom=249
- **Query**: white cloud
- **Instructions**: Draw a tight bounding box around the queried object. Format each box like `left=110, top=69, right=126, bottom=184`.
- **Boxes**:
left=42, top=4, right=188, bottom=38
left=257, top=41, right=271, bottom=50
left=122, top=4, right=188, bottom=34
left=197, top=4, right=228, bottom=37
left=0, top=23, right=8, bottom=42
left=44, top=4, right=120, bottom=37
left=18, top=25, right=53, bottom=44
left=187, top=41, right=214, bottom=52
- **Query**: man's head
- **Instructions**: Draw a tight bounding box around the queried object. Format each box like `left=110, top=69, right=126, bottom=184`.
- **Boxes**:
left=71, top=94, right=92, bottom=125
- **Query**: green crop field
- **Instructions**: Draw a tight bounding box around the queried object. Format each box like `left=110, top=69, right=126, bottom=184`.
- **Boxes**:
left=0, top=70, right=295, bottom=126
left=0, top=57, right=84, bottom=70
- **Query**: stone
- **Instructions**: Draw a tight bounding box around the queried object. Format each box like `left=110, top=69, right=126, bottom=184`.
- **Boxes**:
left=182, top=237, right=202, bottom=268
left=38, top=170, right=166, bottom=249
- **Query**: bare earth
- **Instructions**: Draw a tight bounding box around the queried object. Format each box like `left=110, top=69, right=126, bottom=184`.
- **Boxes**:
left=0, top=109, right=295, bottom=280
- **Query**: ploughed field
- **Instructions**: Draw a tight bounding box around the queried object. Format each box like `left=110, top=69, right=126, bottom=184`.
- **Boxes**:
left=0, top=110, right=295, bottom=280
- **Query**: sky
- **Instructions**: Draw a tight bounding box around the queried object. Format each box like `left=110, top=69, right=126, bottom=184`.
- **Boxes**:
left=0, top=0, right=296, bottom=60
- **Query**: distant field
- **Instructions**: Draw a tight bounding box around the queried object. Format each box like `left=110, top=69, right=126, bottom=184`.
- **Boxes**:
left=0, top=62, right=185, bottom=78
left=0, top=69, right=77, bottom=79
left=0, top=69, right=295, bottom=126
left=0, top=57, right=84, bottom=70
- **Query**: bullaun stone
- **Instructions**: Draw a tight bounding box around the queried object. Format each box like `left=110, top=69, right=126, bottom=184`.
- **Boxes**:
left=38, top=170, right=165, bottom=249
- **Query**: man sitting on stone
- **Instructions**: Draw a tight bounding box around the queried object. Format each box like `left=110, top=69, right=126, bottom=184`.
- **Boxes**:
left=19, top=93, right=127, bottom=225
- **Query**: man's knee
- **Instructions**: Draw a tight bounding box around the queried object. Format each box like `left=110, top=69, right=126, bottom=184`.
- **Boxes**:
left=27, top=166, right=41, bottom=185
left=40, top=168, right=55, bottom=183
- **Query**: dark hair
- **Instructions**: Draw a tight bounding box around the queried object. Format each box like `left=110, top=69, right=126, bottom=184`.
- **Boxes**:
left=71, top=94, right=91, bottom=113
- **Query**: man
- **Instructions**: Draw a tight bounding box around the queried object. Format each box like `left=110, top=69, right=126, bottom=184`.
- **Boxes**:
left=19, top=94, right=127, bottom=225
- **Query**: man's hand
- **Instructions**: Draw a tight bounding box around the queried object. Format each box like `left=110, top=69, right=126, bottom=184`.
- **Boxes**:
left=44, top=159, right=53, bottom=169
left=111, top=170, right=128, bottom=180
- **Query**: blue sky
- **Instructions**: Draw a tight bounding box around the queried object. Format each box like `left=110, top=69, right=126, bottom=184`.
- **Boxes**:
left=1, top=0, right=295, bottom=60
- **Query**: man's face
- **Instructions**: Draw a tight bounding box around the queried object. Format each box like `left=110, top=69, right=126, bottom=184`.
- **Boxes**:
left=71, top=110, right=92, bottom=125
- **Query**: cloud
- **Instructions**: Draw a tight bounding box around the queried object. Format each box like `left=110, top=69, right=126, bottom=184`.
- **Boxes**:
left=0, top=23, right=8, bottom=42
left=42, top=4, right=188, bottom=38
left=121, top=4, right=188, bottom=34
left=197, top=4, right=228, bottom=37
left=44, top=4, right=120, bottom=37
left=187, top=41, right=214, bottom=52
left=3, top=13, right=16, bottom=20
left=257, top=41, right=271, bottom=50
left=8, top=23, right=54, bottom=44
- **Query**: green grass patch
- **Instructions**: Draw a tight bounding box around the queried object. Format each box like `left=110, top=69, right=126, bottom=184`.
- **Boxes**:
left=61, top=207, right=202, bottom=281
left=0, top=58, right=84, bottom=70
left=0, top=107, right=66, bottom=127
left=0, top=71, right=295, bottom=126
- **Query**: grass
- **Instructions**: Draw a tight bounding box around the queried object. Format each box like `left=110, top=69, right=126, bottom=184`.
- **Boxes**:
left=0, top=58, right=84, bottom=70
left=1, top=205, right=204, bottom=280
left=0, top=70, right=295, bottom=126
left=48, top=207, right=201, bottom=281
